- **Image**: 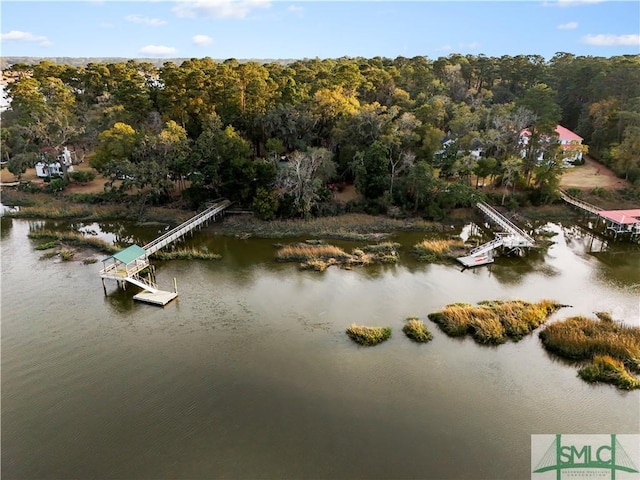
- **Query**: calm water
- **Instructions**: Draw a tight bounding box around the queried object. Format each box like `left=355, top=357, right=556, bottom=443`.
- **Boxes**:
left=2, top=216, right=639, bottom=480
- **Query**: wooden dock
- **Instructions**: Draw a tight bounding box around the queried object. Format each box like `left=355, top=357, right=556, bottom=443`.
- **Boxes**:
left=560, top=190, right=640, bottom=242
left=457, top=202, right=536, bottom=268
left=99, top=199, right=230, bottom=306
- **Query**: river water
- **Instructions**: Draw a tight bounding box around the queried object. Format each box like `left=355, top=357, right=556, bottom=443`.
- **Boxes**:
left=1, top=215, right=639, bottom=479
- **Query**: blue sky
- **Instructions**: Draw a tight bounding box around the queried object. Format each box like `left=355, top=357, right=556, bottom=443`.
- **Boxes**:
left=1, top=1, right=639, bottom=60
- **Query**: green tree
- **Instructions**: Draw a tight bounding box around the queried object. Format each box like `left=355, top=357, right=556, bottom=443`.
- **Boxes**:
left=611, top=126, right=640, bottom=181
left=354, top=141, right=389, bottom=200
left=90, top=122, right=137, bottom=173
left=7, top=152, right=36, bottom=181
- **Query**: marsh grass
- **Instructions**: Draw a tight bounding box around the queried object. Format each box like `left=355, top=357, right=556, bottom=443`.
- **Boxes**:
left=217, top=214, right=441, bottom=238
left=539, top=315, right=640, bottom=390
left=539, top=316, right=640, bottom=366
left=152, top=248, right=222, bottom=261
left=34, top=241, right=58, bottom=250
left=39, top=251, right=58, bottom=260
left=276, top=244, right=351, bottom=262
left=83, top=258, right=98, bottom=264
left=413, top=238, right=465, bottom=262
left=276, top=241, right=399, bottom=270
left=578, top=355, right=640, bottom=390
left=59, top=248, right=75, bottom=261
left=346, top=324, right=392, bottom=346
left=428, top=299, right=563, bottom=344
left=28, top=230, right=118, bottom=254
left=403, top=318, right=433, bottom=343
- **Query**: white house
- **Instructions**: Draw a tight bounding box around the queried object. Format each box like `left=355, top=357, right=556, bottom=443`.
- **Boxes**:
left=520, top=125, right=585, bottom=164
left=35, top=147, right=75, bottom=178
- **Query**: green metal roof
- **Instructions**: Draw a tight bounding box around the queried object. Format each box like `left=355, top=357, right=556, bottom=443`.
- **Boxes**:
left=107, top=245, right=147, bottom=264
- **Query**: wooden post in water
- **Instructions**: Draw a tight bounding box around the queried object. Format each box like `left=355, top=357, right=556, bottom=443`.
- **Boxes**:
left=173, top=277, right=178, bottom=294
left=102, top=278, right=107, bottom=296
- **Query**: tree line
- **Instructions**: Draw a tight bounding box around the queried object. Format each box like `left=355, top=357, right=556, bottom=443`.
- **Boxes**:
left=2, top=53, right=639, bottom=218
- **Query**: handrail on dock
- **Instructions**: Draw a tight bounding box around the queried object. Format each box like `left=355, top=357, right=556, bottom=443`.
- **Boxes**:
left=144, top=199, right=231, bottom=255
left=476, top=202, right=535, bottom=245
left=99, top=198, right=231, bottom=305
left=558, top=190, right=602, bottom=215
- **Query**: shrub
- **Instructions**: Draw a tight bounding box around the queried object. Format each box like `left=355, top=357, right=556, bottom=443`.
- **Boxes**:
left=69, top=170, right=96, bottom=183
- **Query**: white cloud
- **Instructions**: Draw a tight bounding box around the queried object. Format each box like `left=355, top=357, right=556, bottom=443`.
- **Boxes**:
left=557, top=21, right=578, bottom=29
left=1, top=30, right=52, bottom=47
left=173, top=0, right=271, bottom=19
left=139, top=44, right=177, bottom=56
left=125, top=14, right=167, bottom=26
left=582, top=34, right=640, bottom=46
left=288, top=5, right=303, bottom=13
left=193, top=34, right=213, bottom=46
left=436, top=45, right=453, bottom=52
left=462, top=42, right=480, bottom=49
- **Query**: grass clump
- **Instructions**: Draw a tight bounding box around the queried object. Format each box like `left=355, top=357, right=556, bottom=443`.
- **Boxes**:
left=28, top=230, right=118, bottom=254
left=346, top=324, right=392, bottom=346
left=578, top=355, right=640, bottom=390
left=413, top=238, right=465, bottom=262
left=428, top=299, right=563, bottom=345
left=276, top=244, right=351, bottom=262
left=539, top=314, right=640, bottom=390
left=403, top=318, right=433, bottom=343
left=59, top=248, right=75, bottom=261
left=34, top=241, right=58, bottom=250
left=151, top=248, right=221, bottom=261
left=539, top=315, right=640, bottom=366
left=276, top=242, right=399, bottom=271
left=83, top=258, right=98, bottom=264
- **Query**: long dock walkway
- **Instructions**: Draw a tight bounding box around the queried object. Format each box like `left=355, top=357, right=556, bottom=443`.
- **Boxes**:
left=457, top=202, right=536, bottom=268
left=99, top=199, right=231, bottom=305
left=559, top=190, right=640, bottom=241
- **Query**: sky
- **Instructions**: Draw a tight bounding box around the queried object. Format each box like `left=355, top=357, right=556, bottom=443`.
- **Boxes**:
left=1, top=0, right=639, bottom=60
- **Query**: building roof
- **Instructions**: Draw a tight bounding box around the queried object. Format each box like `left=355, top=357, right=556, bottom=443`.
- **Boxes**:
left=104, top=244, right=147, bottom=264
left=598, top=209, right=640, bottom=225
left=555, top=125, right=583, bottom=142
left=520, top=125, right=583, bottom=142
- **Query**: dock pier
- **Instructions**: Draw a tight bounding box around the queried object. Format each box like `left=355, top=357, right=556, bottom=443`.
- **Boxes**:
left=559, top=190, right=640, bottom=242
left=99, top=199, right=231, bottom=305
left=457, top=202, right=536, bottom=268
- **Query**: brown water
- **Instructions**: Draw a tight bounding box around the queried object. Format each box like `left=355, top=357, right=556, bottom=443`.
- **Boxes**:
left=1, top=216, right=639, bottom=480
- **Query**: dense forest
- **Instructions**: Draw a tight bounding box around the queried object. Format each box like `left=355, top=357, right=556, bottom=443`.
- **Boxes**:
left=2, top=53, right=639, bottom=219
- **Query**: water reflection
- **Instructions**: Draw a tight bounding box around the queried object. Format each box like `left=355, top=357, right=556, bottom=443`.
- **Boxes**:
left=1, top=216, right=13, bottom=239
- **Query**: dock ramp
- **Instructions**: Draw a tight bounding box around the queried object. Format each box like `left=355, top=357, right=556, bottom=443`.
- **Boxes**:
left=457, top=203, right=535, bottom=267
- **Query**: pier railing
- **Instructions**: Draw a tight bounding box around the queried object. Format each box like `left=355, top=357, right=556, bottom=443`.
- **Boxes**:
left=559, top=190, right=602, bottom=215
left=476, top=202, right=535, bottom=246
left=143, top=199, right=231, bottom=255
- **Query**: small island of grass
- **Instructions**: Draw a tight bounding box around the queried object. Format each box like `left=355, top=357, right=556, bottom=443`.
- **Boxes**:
left=346, top=324, right=392, bottom=346
left=428, top=299, right=564, bottom=345
left=412, top=238, right=466, bottom=262
left=276, top=241, right=399, bottom=271
left=539, top=314, right=640, bottom=390
left=402, top=318, right=433, bottom=343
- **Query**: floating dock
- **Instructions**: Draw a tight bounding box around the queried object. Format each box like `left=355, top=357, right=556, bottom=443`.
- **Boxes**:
left=133, top=290, right=178, bottom=306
